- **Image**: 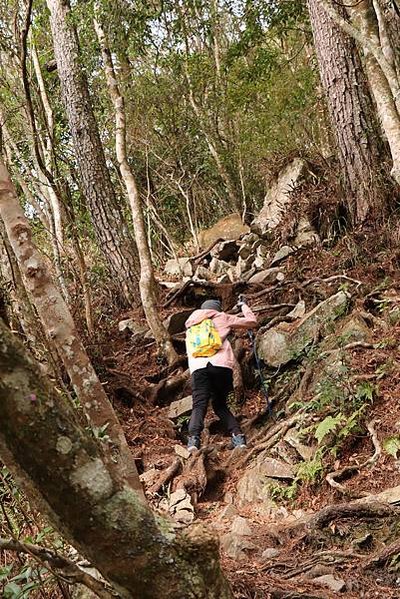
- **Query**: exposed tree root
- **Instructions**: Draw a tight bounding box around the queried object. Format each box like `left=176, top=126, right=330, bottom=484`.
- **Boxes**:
left=319, top=341, right=375, bottom=359
left=145, top=368, right=189, bottom=405
left=306, top=500, right=399, bottom=532
left=174, top=448, right=212, bottom=504
left=262, top=549, right=363, bottom=578
left=325, top=419, right=381, bottom=496
left=362, top=538, right=400, bottom=569
left=301, top=274, right=362, bottom=288
left=148, top=458, right=181, bottom=496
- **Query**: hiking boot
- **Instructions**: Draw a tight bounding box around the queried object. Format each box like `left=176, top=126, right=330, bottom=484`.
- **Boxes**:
left=187, top=436, right=201, bottom=452
left=231, top=433, right=247, bottom=449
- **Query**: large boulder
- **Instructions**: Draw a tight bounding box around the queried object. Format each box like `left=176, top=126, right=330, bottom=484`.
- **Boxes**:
left=163, top=309, right=193, bottom=335
left=168, top=396, right=192, bottom=420
left=252, top=158, right=307, bottom=236
left=165, top=258, right=193, bottom=277
left=198, top=213, right=249, bottom=248
left=237, top=456, right=295, bottom=509
left=257, top=291, right=349, bottom=368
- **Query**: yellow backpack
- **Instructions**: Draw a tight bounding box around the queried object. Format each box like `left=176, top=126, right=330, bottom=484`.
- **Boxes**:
left=187, top=318, right=222, bottom=357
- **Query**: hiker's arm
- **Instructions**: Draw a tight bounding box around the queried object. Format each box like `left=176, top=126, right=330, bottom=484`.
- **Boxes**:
left=226, top=304, right=257, bottom=329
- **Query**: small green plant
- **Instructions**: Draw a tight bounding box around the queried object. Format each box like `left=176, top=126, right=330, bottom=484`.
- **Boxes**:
left=269, top=481, right=298, bottom=501
left=383, top=436, right=400, bottom=459
left=296, top=449, right=324, bottom=484
left=314, top=414, right=343, bottom=444
left=91, top=422, right=111, bottom=442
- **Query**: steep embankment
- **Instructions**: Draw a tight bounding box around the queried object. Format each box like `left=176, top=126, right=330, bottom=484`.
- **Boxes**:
left=103, top=169, right=400, bottom=598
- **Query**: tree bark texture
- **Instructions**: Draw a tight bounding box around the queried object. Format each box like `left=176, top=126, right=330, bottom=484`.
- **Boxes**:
left=0, top=320, right=233, bottom=599
left=94, top=16, right=178, bottom=365
left=0, top=161, right=143, bottom=497
left=348, top=0, right=400, bottom=184
left=308, top=0, right=386, bottom=223
left=318, top=0, right=400, bottom=185
left=45, top=0, right=140, bottom=305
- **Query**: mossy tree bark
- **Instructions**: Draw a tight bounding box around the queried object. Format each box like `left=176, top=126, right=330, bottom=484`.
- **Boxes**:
left=0, top=319, right=233, bottom=599
left=0, top=160, right=143, bottom=497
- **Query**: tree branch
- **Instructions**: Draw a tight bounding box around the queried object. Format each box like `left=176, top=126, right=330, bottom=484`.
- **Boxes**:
left=0, top=538, right=113, bottom=599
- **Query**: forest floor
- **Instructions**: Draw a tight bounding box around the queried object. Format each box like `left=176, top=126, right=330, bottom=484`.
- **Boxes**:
left=94, top=229, right=400, bottom=599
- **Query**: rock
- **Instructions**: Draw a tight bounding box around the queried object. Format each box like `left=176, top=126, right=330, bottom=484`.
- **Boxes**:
left=237, top=457, right=295, bottom=508
left=312, top=574, right=346, bottom=592
left=248, top=267, right=281, bottom=285
left=261, top=548, right=280, bottom=560
left=118, top=319, right=149, bottom=337
left=270, top=245, right=295, bottom=266
left=337, top=313, right=371, bottom=343
left=304, top=565, right=334, bottom=579
left=168, top=489, right=195, bottom=526
left=257, top=456, right=295, bottom=479
left=168, top=396, right=192, bottom=420
left=286, top=300, right=306, bottom=319
left=218, top=504, right=238, bottom=521
left=139, top=468, right=158, bottom=485
left=174, top=444, right=191, bottom=460
left=217, top=274, right=231, bottom=284
left=294, top=216, right=320, bottom=247
left=159, top=281, right=179, bottom=289
left=276, top=271, right=285, bottom=282
left=211, top=239, right=239, bottom=262
left=220, top=532, right=255, bottom=560
left=284, top=429, right=315, bottom=461
left=165, top=258, right=193, bottom=277
left=198, top=213, right=250, bottom=248
left=231, top=516, right=252, bottom=536
left=163, top=309, right=193, bottom=335
left=194, top=265, right=212, bottom=281
left=252, top=158, right=307, bottom=236
left=235, top=255, right=254, bottom=278
left=257, top=291, right=349, bottom=368
left=209, top=257, right=231, bottom=276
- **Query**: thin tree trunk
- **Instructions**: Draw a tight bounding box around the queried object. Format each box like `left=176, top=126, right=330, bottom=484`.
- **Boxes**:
left=46, top=0, right=140, bottom=306
left=0, top=320, right=233, bottom=599
left=0, top=160, right=143, bottom=497
left=307, top=0, right=387, bottom=223
left=93, top=15, right=178, bottom=365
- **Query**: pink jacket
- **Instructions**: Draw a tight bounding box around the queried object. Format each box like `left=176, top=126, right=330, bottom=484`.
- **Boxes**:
left=185, top=305, right=257, bottom=373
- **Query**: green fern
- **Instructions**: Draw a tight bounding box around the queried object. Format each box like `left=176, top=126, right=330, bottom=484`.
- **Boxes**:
left=383, top=436, right=400, bottom=459
left=314, top=414, right=343, bottom=445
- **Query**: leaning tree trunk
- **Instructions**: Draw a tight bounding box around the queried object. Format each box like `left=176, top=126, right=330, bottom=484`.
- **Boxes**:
left=0, top=320, right=233, bottom=599
left=93, top=15, right=178, bottom=366
left=0, top=161, right=143, bottom=497
left=45, top=0, right=139, bottom=305
left=307, top=0, right=387, bottom=224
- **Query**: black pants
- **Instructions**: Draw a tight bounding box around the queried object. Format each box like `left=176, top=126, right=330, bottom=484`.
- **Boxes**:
left=188, top=363, right=241, bottom=437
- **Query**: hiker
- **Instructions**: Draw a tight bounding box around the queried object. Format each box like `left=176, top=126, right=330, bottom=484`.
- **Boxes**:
left=185, top=297, right=257, bottom=452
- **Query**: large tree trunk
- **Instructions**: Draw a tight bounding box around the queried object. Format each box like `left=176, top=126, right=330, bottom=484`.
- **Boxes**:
left=45, top=0, right=139, bottom=305
left=307, top=0, right=387, bottom=224
left=0, top=319, right=232, bottom=599
left=93, top=15, right=178, bottom=366
left=318, top=0, right=400, bottom=185
left=0, top=161, right=143, bottom=497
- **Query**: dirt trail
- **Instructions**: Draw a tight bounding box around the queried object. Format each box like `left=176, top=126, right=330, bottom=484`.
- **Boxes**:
left=103, top=234, right=400, bottom=598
